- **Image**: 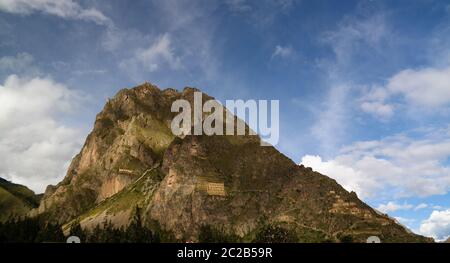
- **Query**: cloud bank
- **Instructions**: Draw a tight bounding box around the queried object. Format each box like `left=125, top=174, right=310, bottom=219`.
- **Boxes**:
left=301, top=128, right=450, bottom=200
left=0, top=74, right=84, bottom=193
left=420, top=209, right=450, bottom=241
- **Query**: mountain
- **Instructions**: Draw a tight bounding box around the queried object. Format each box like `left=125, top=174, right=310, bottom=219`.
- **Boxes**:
left=0, top=178, right=41, bottom=222
left=31, top=83, right=431, bottom=242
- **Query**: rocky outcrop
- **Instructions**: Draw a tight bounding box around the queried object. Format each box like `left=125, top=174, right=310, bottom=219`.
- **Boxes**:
left=32, top=83, right=191, bottom=223
left=32, top=83, right=431, bottom=242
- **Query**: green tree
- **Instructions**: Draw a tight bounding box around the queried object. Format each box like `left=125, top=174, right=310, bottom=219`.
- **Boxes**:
left=198, top=225, right=239, bottom=243
left=254, top=224, right=298, bottom=243
left=126, top=206, right=157, bottom=243
left=69, top=221, right=87, bottom=242
left=339, top=235, right=354, bottom=243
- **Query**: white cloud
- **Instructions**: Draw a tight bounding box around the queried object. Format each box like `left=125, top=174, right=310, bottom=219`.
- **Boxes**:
left=388, top=66, right=450, bottom=107
left=360, top=101, right=394, bottom=119
left=0, top=0, right=111, bottom=25
left=101, top=26, right=144, bottom=52
left=359, top=60, right=450, bottom=119
left=103, top=0, right=222, bottom=84
left=300, top=155, right=371, bottom=197
left=147, top=0, right=220, bottom=81
left=0, top=52, right=33, bottom=71
left=377, top=201, right=413, bottom=213
left=358, top=85, right=394, bottom=119
left=312, top=13, right=391, bottom=153
left=72, top=69, right=107, bottom=75
left=415, top=203, right=428, bottom=211
left=0, top=75, right=84, bottom=193
left=226, top=0, right=252, bottom=13
left=119, top=33, right=182, bottom=74
left=311, top=84, right=350, bottom=156
left=301, top=129, right=450, bottom=199
left=323, top=14, right=389, bottom=67
left=271, top=45, right=294, bottom=59
left=394, top=216, right=416, bottom=225
left=354, top=9, right=450, bottom=119
left=225, top=0, right=296, bottom=27
left=137, top=33, right=182, bottom=72
left=419, top=209, right=450, bottom=241
left=227, top=0, right=295, bottom=14
left=0, top=52, right=42, bottom=78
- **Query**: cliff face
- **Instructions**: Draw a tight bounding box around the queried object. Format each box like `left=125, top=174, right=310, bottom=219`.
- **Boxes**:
left=32, top=83, right=431, bottom=242
left=33, top=84, right=196, bottom=223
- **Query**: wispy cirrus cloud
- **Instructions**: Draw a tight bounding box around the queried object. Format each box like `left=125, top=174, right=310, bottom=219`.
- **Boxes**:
left=310, top=84, right=351, bottom=156
left=109, top=0, right=223, bottom=86
left=0, top=52, right=39, bottom=76
left=321, top=13, right=390, bottom=69
left=377, top=201, right=413, bottom=213
left=0, top=0, right=112, bottom=26
left=119, top=33, right=182, bottom=74
left=415, top=203, right=428, bottom=211
left=310, top=12, right=393, bottom=154
left=271, top=45, right=294, bottom=59
left=225, top=0, right=297, bottom=27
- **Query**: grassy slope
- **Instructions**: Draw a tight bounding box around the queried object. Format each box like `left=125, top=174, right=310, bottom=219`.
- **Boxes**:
left=0, top=178, right=41, bottom=222
left=62, top=168, right=165, bottom=233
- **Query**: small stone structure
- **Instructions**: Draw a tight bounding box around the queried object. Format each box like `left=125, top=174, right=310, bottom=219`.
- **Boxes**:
left=206, top=182, right=226, bottom=196
left=118, top=168, right=134, bottom=175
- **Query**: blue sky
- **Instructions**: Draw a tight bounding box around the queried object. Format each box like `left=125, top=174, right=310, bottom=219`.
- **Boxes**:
left=1, top=0, right=450, bottom=240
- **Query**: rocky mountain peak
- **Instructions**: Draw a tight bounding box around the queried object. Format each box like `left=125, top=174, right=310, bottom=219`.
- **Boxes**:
left=30, top=83, right=432, bottom=242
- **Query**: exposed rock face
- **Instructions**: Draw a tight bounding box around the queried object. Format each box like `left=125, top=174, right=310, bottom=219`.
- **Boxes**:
left=33, top=84, right=197, bottom=223
left=32, top=83, right=431, bottom=242
left=0, top=178, right=41, bottom=222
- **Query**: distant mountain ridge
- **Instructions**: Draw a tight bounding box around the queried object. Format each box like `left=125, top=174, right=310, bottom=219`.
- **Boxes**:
left=26, top=83, right=431, bottom=242
left=0, top=177, right=41, bottom=222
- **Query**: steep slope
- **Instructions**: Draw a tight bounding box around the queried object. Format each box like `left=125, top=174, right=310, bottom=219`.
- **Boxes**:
left=145, top=134, right=429, bottom=242
left=0, top=178, right=41, bottom=222
left=33, top=83, right=431, bottom=242
left=32, top=84, right=190, bottom=223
